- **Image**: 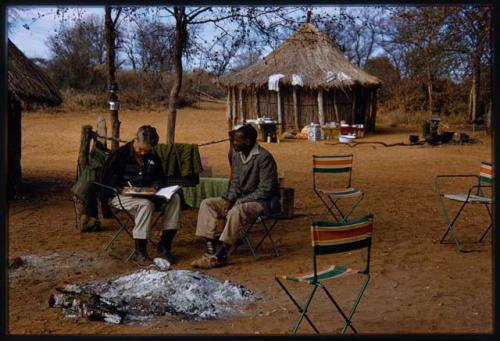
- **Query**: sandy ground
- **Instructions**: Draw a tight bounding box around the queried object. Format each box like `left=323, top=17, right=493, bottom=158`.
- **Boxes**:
left=8, top=101, right=493, bottom=335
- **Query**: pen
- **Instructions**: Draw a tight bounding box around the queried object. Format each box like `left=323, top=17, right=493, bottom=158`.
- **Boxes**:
left=127, top=181, right=133, bottom=188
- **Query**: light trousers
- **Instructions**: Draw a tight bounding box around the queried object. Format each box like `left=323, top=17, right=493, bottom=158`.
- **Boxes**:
left=111, top=193, right=181, bottom=240
left=195, top=197, right=264, bottom=245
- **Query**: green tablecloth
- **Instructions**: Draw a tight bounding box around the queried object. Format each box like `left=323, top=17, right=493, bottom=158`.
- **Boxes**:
left=182, top=177, right=230, bottom=208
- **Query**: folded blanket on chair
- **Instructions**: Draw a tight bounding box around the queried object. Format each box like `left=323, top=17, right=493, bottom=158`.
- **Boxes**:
left=154, top=143, right=203, bottom=177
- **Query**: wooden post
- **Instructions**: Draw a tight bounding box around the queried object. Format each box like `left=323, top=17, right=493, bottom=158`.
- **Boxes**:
left=226, top=88, right=232, bottom=131
left=254, top=87, right=260, bottom=117
left=351, top=87, right=356, bottom=124
left=364, top=88, right=372, bottom=129
left=277, top=85, right=283, bottom=134
left=292, top=86, right=300, bottom=130
left=239, top=88, right=244, bottom=123
left=96, top=114, right=107, bottom=149
left=78, top=125, right=93, bottom=177
left=317, top=89, right=325, bottom=125
left=231, top=87, right=237, bottom=126
left=370, top=88, right=378, bottom=132
left=333, top=88, right=339, bottom=122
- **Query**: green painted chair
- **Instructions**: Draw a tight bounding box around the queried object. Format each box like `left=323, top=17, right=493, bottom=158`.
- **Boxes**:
left=435, top=161, right=494, bottom=252
left=312, top=154, right=364, bottom=222
left=275, top=214, right=373, bottom=334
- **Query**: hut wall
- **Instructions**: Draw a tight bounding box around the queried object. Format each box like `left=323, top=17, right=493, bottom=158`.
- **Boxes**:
left=297, top=87, right=319, bottom=128
left=234, top=85, right=376, bottom=131
left=8, top=92, right=22, bottom=198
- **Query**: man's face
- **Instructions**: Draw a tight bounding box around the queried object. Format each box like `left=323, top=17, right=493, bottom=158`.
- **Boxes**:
left=133, top=139, right=153, bottom=157
left=232, top=131, right=250, bottom=152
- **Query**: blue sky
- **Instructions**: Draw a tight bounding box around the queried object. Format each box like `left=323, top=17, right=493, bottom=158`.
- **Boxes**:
left=8, top=7, right=105, bottom=58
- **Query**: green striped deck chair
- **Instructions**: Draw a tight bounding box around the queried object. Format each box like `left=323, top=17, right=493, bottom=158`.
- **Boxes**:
left=435, top=161, right=494, bottom=252
left=275, top=214, right=374, bottom=334
left=313, top=154, right=364, bottom=222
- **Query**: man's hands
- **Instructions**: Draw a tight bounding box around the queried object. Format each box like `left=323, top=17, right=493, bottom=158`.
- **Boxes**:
left=221, top=198, right=233, bottom=215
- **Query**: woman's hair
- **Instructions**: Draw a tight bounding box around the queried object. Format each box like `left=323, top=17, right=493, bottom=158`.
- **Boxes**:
left=136, top=125, right=159, bottom=146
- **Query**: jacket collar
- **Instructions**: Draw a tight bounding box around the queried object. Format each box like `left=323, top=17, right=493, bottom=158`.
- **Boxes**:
left=239, top=143, right=260, bottom=164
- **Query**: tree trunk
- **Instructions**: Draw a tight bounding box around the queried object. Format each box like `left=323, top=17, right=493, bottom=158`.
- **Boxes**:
left=427, top=69, right=433, bottom=117
left=292, top=86, right=299, bottom=130
left=8, top=92, right=22, bottom=198
left=167, top=6, right=187, bottom=144
left=105, top=6, right=120, bottom=152
left=96, top=114, right=107, bottom=149
left=470, top=55, right=481, bottom=122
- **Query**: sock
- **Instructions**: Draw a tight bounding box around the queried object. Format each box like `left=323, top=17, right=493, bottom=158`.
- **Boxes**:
left=215, top=243, right=229, bottom=262
left=206, top=238, right=216, bottom=255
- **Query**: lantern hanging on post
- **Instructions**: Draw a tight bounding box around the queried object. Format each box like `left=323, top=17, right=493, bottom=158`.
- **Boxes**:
left=108, top=82, right=120, bottom=111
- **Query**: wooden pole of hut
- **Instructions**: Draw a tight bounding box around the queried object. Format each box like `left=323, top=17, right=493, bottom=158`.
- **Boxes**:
left=254, top=86, right=260, bottom=117
left=333, top=88, right=340, bottom=123
left=277, top=84, right=283, bottom=134
left=231, top=87, right=237, bottom=127
left=317, top=89, right=325, bottom=125
left=239, top=88, right=244, bottom=123
left=292, top=86, right=300, bottom=130
left=351, top=87, right=356, bottom=124
left=226, top=88, right=232, bottom=131
left=370, top=88, right=378, bottom=131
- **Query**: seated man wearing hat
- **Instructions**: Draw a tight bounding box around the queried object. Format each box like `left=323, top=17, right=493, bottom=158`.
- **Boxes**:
left=191, top=124, right=280, bottom=269
left=100, top=125, right=181, bottom=264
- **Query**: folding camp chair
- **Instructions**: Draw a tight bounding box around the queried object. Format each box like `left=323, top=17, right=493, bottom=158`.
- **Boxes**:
left=276, top=214, right=373, bottom=334
left=313, top=154, right=364, bottom=222
left=231, top=210, right=282, bottom=259
left=435, top=161, right=494, bottom=252
left=94, top=182, right=167, bottom=261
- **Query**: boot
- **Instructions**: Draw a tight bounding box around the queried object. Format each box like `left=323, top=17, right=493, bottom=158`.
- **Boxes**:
left=132, top=239, right=149, bottom=263
left=157, top=229, right=178, bottom=264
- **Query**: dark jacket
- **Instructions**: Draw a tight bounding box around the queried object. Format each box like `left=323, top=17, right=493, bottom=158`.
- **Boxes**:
left=100, top=141, right=164, bottom=208
left=222, top=144, right=281, bottom=216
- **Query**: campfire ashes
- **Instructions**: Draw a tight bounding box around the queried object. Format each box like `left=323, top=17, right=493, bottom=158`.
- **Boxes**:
left=49, top=269, right=256, bottom=324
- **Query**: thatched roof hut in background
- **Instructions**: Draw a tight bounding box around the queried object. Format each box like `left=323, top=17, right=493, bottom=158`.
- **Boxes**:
left=7, top=39, right=62, bottom=198
left=8, top=39, right=62, bottom=105
left=218, top=23, right=382, bottom=134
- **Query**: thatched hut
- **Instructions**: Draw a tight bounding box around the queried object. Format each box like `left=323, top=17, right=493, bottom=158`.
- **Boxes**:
left=8, top=39, right=62, bottom=197
left=218, top=23, right=382, bottom=134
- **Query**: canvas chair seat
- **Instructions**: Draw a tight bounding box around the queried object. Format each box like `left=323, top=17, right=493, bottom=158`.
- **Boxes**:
left=317, top=187, right=362, bottom=198
left=275, top=215, right=374, bottom=334
left=312, top=154, right=365, bottom=222
left=280, top=265, right=359, bottom=284
left=444, top=194, right=492, bottom=204
left=435, top=161, right=494, bottom=252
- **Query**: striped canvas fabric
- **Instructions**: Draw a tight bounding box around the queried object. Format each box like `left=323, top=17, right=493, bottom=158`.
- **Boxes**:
left=311, top=215, right=373, bottom=254
left=313, top=155, right=353, bottom=173
left=479, top=161, right=494, bottom=184
left=280, top=265, right=358, bottom=283
left=318, top=187, right=362, bottom=198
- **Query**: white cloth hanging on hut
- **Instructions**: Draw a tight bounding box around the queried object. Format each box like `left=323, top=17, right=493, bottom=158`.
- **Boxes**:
left=292, top=74, right=303, bottom=86
left=268, top=74, right=285, bottom=91
left=326, top=70, right=352, bottom=83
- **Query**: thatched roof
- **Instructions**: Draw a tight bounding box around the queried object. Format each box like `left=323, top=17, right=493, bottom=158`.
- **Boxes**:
left=8, top=39, right=62, bottom=106
left=219, top=23, right=382, bottom=89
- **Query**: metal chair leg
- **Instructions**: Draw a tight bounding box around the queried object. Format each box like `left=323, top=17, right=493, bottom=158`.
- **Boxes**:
left=275, top=278, right=320, bottom=333
left=320, top=284, right=357, bottom=334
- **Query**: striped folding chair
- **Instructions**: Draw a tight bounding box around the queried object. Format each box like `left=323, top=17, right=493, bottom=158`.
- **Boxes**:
left=275, top=214, right=373, bottom=334
left=435, top=161, right=494, bottom=252
left=312, top=154, right=364, bottom=222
